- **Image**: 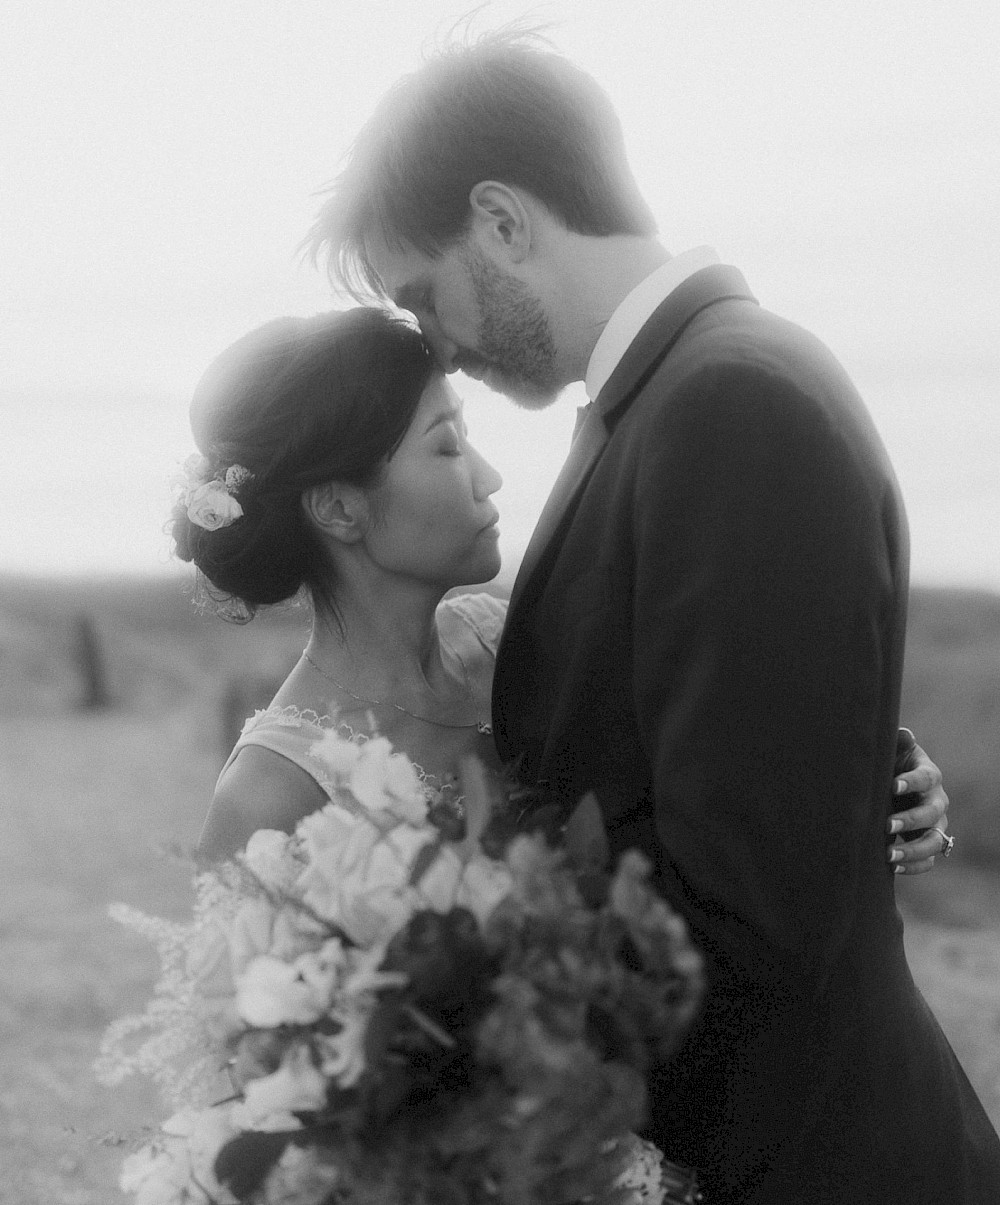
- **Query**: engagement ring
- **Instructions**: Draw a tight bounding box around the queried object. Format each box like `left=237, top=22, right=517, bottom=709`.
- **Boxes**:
left=932, top=825, right=955, bottom=858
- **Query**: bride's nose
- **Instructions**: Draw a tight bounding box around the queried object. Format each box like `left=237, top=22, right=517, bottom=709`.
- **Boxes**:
left=471, top=446, right=503, bottom=499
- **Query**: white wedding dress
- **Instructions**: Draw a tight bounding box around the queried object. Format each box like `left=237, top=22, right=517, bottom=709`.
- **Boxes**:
left=219, top=589, right=687, bottom=1205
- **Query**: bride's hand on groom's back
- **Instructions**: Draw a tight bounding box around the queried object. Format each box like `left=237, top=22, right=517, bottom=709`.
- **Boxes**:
left=887, top=732, right=950, bottom=875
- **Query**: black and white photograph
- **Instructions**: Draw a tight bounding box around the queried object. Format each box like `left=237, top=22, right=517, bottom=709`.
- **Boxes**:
left=2, top=2, right=999, bottom=1202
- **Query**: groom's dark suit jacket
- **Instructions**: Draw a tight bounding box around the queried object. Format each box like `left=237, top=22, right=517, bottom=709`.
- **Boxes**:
left=492, top=265, right=1000, bottom=1203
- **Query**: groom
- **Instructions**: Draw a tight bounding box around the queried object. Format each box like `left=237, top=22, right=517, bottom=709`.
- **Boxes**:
left=310, top=33, right=999, bottom=1204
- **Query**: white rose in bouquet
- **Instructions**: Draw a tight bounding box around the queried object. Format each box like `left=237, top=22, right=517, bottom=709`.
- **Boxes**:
left=235, top=939, right=349, bottom=1028
left=295, top=804, right=431, bottom=946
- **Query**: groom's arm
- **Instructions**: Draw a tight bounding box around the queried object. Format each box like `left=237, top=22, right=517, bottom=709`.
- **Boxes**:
left=630, top=356, right=904, bottom=988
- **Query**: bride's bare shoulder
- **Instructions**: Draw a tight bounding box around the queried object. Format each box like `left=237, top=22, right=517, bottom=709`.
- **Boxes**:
left=196, top=745, right=327, bottom=863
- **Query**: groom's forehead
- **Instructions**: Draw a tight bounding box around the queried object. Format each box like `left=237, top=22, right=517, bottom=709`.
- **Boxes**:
left=364, top=232, right=474, bottom=312
left=363, top=234, right=428, bottom=303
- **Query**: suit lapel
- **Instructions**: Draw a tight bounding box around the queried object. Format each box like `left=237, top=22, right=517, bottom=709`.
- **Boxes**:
left=506, top=265, right=756, bottom=615
left=594, top=263, right=757, bottom=425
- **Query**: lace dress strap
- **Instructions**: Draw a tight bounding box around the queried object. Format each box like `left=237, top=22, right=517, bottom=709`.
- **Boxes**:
left=219, top=705, right=460, bottom=806
left=218, top=705, right=341, bottom=797
left=439, top=592, right=508, bottom=657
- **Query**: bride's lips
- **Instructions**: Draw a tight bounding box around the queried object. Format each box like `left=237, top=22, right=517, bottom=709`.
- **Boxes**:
left=479, top=512, right=501, bottom=536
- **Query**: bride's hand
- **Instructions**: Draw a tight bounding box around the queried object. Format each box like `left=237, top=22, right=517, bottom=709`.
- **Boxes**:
left=887, top=731, right=950, bottom=875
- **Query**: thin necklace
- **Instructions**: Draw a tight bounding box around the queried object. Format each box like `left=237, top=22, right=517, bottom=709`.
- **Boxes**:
left=300, top=650, right=492, bottom=735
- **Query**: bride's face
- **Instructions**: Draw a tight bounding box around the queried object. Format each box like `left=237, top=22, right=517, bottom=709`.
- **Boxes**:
left=362, top=376, right=503, bottom=589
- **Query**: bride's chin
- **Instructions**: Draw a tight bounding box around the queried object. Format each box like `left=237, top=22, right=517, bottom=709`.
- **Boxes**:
left=455, top=552, right=502, bottom=588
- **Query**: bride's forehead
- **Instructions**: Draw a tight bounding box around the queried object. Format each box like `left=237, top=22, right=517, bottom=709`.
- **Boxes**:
left=416, top=375, right=463, bottom=417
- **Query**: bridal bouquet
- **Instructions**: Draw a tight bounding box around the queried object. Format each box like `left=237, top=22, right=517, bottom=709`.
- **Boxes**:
left=97, top=727, right=703, bottom=1205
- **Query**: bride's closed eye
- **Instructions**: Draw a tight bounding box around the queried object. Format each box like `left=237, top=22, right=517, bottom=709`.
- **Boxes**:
left=438, top=426, right=463, bottom=456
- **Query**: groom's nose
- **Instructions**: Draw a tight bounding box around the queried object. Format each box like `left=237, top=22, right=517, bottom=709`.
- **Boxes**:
left=418, top=315, right=460, bottom=373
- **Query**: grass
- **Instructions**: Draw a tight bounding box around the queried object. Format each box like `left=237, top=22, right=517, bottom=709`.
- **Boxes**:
left=2, top=572, right=998, bottom=1202
left=0, top=710, right=217, bottom=1205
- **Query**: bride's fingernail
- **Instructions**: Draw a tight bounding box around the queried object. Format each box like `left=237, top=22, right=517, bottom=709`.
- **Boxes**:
left=894, top=864, right=904, bottom=875
left=888, top=817, right=903, bottom=835
left=894, top=778, right=908, bottom=795
left=889, top=848, right=904, bottom=863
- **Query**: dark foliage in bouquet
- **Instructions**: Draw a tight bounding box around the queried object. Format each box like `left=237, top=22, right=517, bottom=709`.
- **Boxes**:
left=99, top=734, right=703, bottom=1205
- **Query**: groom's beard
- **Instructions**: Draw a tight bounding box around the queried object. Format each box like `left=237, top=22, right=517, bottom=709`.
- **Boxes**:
left=459, top=248, right=562, bottom=409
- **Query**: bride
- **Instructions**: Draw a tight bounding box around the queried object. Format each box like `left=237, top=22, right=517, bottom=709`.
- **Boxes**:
left=172, top=306, right=947, bottom=870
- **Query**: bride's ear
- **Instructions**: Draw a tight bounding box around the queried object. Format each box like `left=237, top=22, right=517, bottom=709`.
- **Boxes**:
left=301, top=482, right=369, bottom=546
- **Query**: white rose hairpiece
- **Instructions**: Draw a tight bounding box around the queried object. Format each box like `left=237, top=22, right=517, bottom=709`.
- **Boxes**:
left=173, top=453, right=254, bottom=532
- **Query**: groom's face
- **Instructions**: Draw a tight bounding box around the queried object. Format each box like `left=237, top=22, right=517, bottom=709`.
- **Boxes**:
left=366, top=233, right=563, bottom=409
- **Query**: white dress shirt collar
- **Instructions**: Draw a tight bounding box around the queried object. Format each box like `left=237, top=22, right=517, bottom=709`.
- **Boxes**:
left=584, top=246, right=721, bottom=401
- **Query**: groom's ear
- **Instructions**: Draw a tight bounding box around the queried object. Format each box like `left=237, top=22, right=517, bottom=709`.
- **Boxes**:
left=301, top=482, right=369, bottom=546
left=467, top=181, right=531, bottom=263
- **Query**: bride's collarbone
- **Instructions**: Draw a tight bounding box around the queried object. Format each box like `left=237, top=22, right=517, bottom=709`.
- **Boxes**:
left=367, top=710, right=497, bottom=781
left=281, top=642, right=498, bottom=778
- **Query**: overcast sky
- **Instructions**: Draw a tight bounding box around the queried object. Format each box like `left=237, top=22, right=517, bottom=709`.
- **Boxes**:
left=2, top=0, right=998, bottom=587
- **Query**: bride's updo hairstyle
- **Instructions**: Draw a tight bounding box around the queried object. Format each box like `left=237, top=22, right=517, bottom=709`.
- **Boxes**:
left=171, top=307, right=434, bottom=622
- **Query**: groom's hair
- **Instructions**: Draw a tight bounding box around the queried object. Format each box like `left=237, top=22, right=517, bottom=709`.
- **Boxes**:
left=307, top=30, right=657, bottom=296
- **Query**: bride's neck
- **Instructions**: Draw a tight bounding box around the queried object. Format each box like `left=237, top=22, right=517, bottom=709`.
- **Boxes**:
left=306, top=579, right=448, bottom=694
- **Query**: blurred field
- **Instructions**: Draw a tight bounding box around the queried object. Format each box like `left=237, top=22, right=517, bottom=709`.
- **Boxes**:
left=1, top=571, right=998, bottom=1203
